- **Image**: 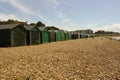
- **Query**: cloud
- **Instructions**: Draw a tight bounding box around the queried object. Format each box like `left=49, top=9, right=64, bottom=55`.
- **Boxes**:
left=54, top=11, right=72, bottom=23
left=3, top=0, right=32, bottom=14
left=50, top=0, right=60, bottom=5
left=63, top=18, right=71, bottom=23
left=49, top=0, right=66, bottom=8
left=2, top=0, right=53, bottom=25
left=84, top=24, right=120, bottom=32
left=0, top=13, right=20, bottom=21
left=47, top=0, right=72, bottom=23
left=55, top=11, right=66, bottom=18
left=99, top=24, right=120, bottom=32
left=50, top=0, right=78, bottom=28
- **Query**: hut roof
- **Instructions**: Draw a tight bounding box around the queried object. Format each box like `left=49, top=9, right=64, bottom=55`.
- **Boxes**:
left=37, top=27, right=48, bottom=31
left=48, top=30, right=55, bottom=32
left=24, top=25, right=35, bottom=30
left=54, top=30, right=60, bottom=33
left=64, top=31, right=69, bottom=33
left=60, top=30, right=65, bottom=33
left=0, top=23, right=20, bottom=30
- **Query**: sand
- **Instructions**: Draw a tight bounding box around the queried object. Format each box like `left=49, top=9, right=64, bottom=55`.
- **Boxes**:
left=111, top=37, right=120, bottom=41
left=0, top=37, right=120, bottom=80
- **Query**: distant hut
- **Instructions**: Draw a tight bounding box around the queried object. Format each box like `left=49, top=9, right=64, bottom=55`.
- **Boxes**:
left=64, top=31, right=70, bottom=40
left=80, top=34, right=91, bottom=38
left=77, top=32, right=81, bottom=39
left=72, top=34, right=78, bottom=39
left=0, top=24, right=27, bottom=47
left=70, top=31, right=78, bottom=39
left=69, top=31, right=74, bottom=39
left=60, top=30, right=65, bottom=41
left=38, top=27, right=49, bottom=44
left=54, top=30, right=61, bottom=42
left=69, top=32, right=72, bottom=39
left=24, top=25, right=40, bottom=45
left=49, top=30, right=55, bottom=42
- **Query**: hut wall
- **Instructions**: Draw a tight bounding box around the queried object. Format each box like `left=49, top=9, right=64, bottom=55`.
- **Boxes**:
left=49, top=31, right=55, bottom=42
left=11, top=26, right=27, bottom=47
left=69, top=33, right=72, bottom=40
left=60, top=31, right=65, bottom=41
left=26, top=31, right=31, bottom=45
left=31, top=28, right=40, bottom=45
left=55, top=32, right=61, bottom=42
left=0, top=29, right=11, bottom=47
left=41, top=31, right=49, bottom=44
left=81, top=34, right=89, bottom=38
left=65, top=32, right=70, bottom=40
left=78, top=33, right=81, bottom=39
left=71, top=34, right=78, bottom=39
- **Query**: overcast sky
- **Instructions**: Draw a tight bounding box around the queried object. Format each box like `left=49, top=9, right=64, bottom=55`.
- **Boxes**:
left=0, top=0, right=120, bottom=32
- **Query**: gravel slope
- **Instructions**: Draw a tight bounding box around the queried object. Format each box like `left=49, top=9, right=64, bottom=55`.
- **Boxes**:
left=0, top=37, right=120, bottom=80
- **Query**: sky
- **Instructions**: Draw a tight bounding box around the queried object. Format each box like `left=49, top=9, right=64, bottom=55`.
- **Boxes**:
left=0, top=0, right=120, bottom=32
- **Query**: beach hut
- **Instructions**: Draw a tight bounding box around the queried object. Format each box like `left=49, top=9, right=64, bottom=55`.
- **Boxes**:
left=77, top=32, right=81, bottom=39
left=24, top=25, right=40, bottom=45
left=69, top=32, right=73, bottom=39
left=54, top=30, right=61, bottom=42
left=60, top=30, right=65, bottom=41
left=49, top=30, right=55, bottom=42
left=64, top=31, right=70, bottom=40
left=0, top=24, right=27, bottom=47
left=71, top=34, right=78, bottom=39
left=80, top=34, right=91, bottom=38
left=70, top=31, right=78, bottom=39
left=38, top=27, right=49, bottom=44
left=69, top=32, right=72, bottom=39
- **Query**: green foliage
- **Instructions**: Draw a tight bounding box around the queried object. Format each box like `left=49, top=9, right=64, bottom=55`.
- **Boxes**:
left=0, top=19, right=27, bottom=25
left=36, top=21, right=45, bottom=27
left=29, top=23, right=36, bottom=26
left=47, top=26, right=59, bottom=30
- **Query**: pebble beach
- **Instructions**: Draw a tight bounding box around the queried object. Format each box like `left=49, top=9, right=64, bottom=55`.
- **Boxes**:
left=0, top=37, right=120, bottom=80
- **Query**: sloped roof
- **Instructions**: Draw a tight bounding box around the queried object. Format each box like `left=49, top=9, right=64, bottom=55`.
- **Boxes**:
left=48, top=30, right=55, bottom=32
left=59, top=30, right=65, bottom=33
left=0, top=23, right=20, bottom=29
left=24, top=25, right=35, bottom=30
left=64, top=31, right=69, bottom=33
left=37, top=27, right=48, bottom=31
left=54, top=30, right=61, bottom=33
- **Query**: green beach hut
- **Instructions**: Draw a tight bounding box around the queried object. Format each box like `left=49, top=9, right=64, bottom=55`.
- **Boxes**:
left=38, top=27, right=49, bottom=44
left=64, top=31, right=70, bottom=40
left=60, top=30, right=65, bottom=41
left=54, top=30, right=61, bottom=42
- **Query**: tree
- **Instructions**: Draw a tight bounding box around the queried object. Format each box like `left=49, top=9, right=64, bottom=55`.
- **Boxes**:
left=30, top=23, right=36, bottom=26
left=47, top=26, right=59, bottom=30
left=0, top=19, right=27, bottom=25
left=36, top=21, right=45, bottom=27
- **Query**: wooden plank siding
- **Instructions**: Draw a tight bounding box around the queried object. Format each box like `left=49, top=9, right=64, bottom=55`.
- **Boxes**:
left=64, top=31, right=70, bottom=40
left=24, top=25, right=40, bottom=45
left=55, top=30, right=61, bottom=42
left=38, top=27, right=49, bottom=44
left=49, top=30, right=55, bottom=42
left=60, top=30, right=65, bottom=41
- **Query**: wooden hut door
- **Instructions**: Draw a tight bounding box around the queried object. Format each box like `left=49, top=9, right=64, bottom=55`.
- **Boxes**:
left=31, top=28, right=40, bottom=45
